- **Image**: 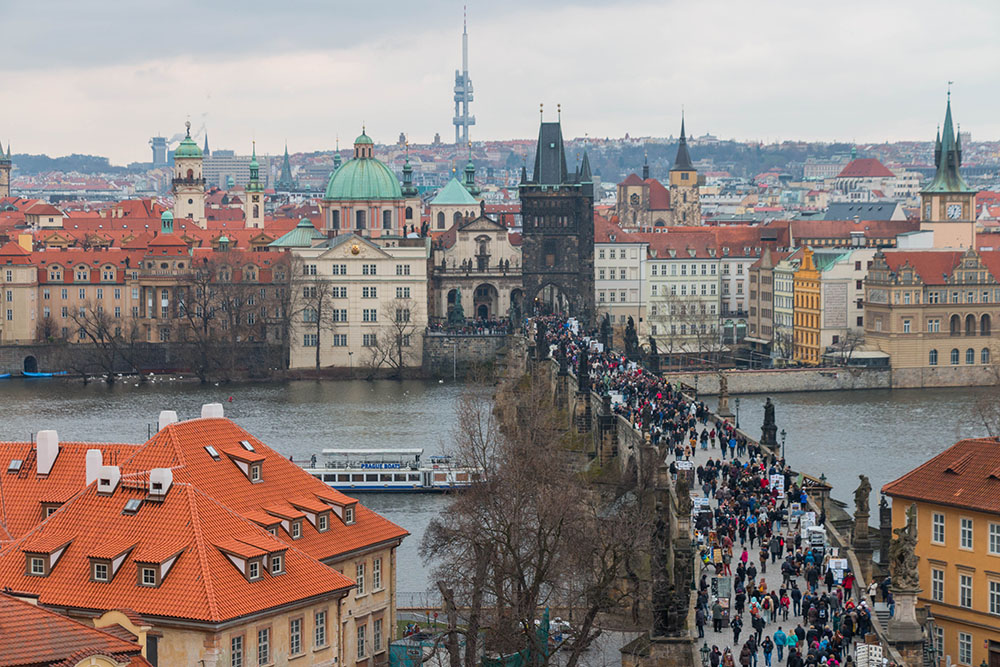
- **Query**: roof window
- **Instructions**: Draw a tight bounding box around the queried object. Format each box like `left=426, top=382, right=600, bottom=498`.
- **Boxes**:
left=239, top=440, right=255, bottom=452
left=7, top=459, right=22, bottom=474
left=205, top=445, right=220, bottom=460
left=123, top=498, right=143, bottom=515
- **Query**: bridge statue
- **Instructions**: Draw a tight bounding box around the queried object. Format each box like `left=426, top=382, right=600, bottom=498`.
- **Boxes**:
left=624, top=316, right=640, bottom=361
left=448, top=289, right=465, bottom=326
left=760, top=397, right=778, bottom=449
left=600, top=313, right=613, bottom=351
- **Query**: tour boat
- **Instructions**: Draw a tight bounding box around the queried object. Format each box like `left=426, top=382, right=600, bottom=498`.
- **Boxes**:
left=299, top=448, right=478, bottom=493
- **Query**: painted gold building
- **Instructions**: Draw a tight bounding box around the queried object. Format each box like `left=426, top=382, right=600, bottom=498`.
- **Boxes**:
left=793, top=247, right=821, bottom=364
left=883, top=438, right=1000, bottom=667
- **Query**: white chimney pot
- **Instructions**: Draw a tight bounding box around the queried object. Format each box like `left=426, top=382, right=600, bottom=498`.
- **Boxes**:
left=97, top=465, right=120, bottom=492
left=201, top=403, right=224, bottom=419
left=158, top=410, right=178, bottom=431
left=149, top=468, right=173, bottom=497
left=85, top=449, right=103, bottom=486
left=36, top=430, right=60, bottom=476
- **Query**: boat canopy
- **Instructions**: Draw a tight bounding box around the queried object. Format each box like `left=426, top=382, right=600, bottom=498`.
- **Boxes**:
left=321, top=448, right=424, bottom=457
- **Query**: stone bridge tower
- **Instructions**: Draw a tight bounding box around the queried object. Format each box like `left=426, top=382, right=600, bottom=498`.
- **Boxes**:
left=519, top=112, right=595, bottom=323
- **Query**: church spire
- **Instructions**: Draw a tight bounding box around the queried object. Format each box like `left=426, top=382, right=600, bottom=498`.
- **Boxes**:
left=923, top=91, right=974, bottom=194
left=642, top=148, right=649, bottom=180
left=277, top=142, right=295, bottom=190
left=670, top=112, right=694, bottom=172
left=463, top=141, right=480, bottom=196
left=203, top=132, right=210, bottom=157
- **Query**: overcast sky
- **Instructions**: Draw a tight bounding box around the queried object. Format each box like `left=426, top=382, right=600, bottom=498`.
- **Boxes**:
left=2, top=0, right=997, bottom=165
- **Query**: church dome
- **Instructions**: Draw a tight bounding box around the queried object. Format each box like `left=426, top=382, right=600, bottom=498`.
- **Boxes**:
left=323, top=131, right=402, bottom=201
left=174, top=122, right=202, bottom=160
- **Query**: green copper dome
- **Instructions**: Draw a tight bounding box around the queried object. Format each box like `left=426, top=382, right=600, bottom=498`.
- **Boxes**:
left=175, top=135, right=202, bottom=159
left=354, top=131, right=374, bottom=145
left=323, top=155, right=402, bottom=201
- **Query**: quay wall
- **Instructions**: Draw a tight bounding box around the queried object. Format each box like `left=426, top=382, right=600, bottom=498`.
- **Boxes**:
left=664, top=367, right=891, bottom=395
left=421, top=333, right=510, bottom=379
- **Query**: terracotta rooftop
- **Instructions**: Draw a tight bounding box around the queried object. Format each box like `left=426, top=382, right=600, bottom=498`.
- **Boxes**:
left=880, top=250, right=964, bottom=285
left=836, top=158, right=895, bottom=179
left=0, top=592, right=148, bottom=667
left=883, top=438, right=1000, bottom=514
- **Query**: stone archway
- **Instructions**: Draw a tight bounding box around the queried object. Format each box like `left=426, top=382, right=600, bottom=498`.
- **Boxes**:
left=534, top=283, right=571, bottom=317
left=23, top=356, right=38, bottom=373
left=473, top=283, right=498, bottom=321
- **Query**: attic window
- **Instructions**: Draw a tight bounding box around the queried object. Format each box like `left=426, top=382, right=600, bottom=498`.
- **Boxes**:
left=7, top=459, right=22, bottom=473
left=344, top=505, right=355, bottom=525
left=239, top=440, right=255, bottom=452
left=205, top=445, right=220, bottom=460
left=250, top=463, right=262, bottom=482
left=27, top=556, right=46, bottom=576
left=139, top=566, right=158, bottom=587
left=92, top=560, right=110, bottom=582
left=290, top=520, right=302, bottom=540
left=270, top=553, right=285, bottom=575
left=123, top=498, right=143, bottom=515
left=317, top=512, right=329, bottom=532
left=247, top=558, right=262, bottom=581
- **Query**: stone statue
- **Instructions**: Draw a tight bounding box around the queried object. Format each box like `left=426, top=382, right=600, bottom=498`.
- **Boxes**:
left=889, top=504, right=920, bottom=590
left=646, top=335, right=661, bottom=373
left=534, top=320, right=548, bottom=361
left=557, top=341, right=569, bottom=375
left=760, top=397, right=778, bottom=448
left=600, top=313, right=612, bottom=350
left=648, top=335, right=658, bottom=357
left=763, top=397, right=775, bottom=427
left=854, top=474, right=872, bottom=517
left=577, top=345, right=591, bottom=392
left=624, top=316, right=640, bottom=360
left=448, top=289, right=465, bottom=326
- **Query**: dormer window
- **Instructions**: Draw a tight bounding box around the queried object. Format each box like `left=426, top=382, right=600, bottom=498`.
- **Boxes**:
left=139, top=566, right=157, bottom=587
left=28, top=556, right=45, bottom=576
left=248, top=559, right=262, bottom=581
left=290, top=520, right=302, bottom=540
left=270, top=553, right=284, bottom=575
left=92, top=560, right=110, bottom=582
left=344, top=506, right=355, bottom=525
left=317, top=513, right=329, bottom=532
left=250, top=463, right=262, bottom=482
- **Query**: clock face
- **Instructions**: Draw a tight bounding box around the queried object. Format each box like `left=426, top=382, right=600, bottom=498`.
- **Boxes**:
left=629, top=193, right=640, bottom=206
left=947, top=203, right=963, bottom=220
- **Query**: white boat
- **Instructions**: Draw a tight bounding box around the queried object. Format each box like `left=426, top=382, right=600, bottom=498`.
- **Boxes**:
left=299, top=448, right=478, bottom=493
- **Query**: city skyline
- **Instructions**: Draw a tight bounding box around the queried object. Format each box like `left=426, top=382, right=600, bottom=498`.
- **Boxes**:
left=2, top=0, right=999, bottom=164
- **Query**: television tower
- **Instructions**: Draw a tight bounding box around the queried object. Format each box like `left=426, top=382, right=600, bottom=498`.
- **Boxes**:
left=452, top=7, right=476, bottom=145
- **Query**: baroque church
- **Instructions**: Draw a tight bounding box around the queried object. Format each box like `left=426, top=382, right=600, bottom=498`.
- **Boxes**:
left=615, top=116, right=701, bottom=229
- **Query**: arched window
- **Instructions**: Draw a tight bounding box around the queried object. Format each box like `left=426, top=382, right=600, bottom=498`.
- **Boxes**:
left=453, top=211, right=463, bottom=225
left=405, top=206, right=413, bottom=221
left=186, top=168, right=194, bottom=179
left=382, top=210, right=392, bottom=230
left=950, top=314, right=961, bottom=336
left=330, top=210, right=340, bottom=230
left=966, top=348, right=975, bottom=365
left=437, top=212, right=445, bottom=230
left=965, top=314, right=976, bottom=336
left=983, top=347, right=991, bottom=364
left=252, top=204, right=259, bottom=218
left=929, top=349, right=938, bottom=366
left=981, top=314, right=991, bottom=336
left=951, top=348, right=960, bottom=365
left=355, top=209, right=366, bottom=230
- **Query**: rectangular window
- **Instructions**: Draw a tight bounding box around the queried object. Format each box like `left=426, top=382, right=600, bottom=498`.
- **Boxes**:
left=289, top=618, right=302, bottom=655
left=363, top=333, right=377, bottom=347
left=304, top=264, right=317, bottom=275
left=141, top=567, right=156, bottom=586
left=373, top=558, right=382, bottom=591
left=363, top=309, right=377, bottom=322
left=903, top=319, right=911, bottom=333
left=395, top=264, right=411, bottom=276
left=318, top=514, right=329, bottom=531
left=248, top=560, right=260, bottom=580
left=396, top=286, right=411, bottom=299
left=362, top=286, right=377, bottom=298
left=991, top=523, right=1000, bottom=554
left=357, top=623, right=367, bottom=659
left=332, top=309, right=347, bottom=323
left=356, top=562, right=366, bottom=595
left=960, top=573, right=973, bottom=608
left=362, top=264, right=376, bottom=275
left=333, top=334, right=348, bottom=347
left=932, top=568, right=944, bottom=602
left=303, top=333, right=318, bottom=347
left=958, top=631, right=971, bottom=665
left=932, top=513, right=945, bottom=544
left=30, top=557, right=44, bottom=575
left=598, top=269, right=605, bottom=280
left=990, top=581, right=1000, bottom=616
left=374, top=618, right=383, bottom=652
left=93, top=562, right=108, bottom=582
left=257, top=628, right=270, bottom=665
left=231, top=635, right=243, bottom=667
left=291, top=521, right=301, bottom=539
left=270, top=554, right=283, bottom=574
left=315, top=610, right=327, bottom=647
left=961, top=517, right=973, bottom=550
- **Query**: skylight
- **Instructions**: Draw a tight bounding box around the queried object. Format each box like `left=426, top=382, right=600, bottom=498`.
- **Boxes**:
left=239, top=440, right=255, bottom=452
left=7, top=460, right=22, bottom=473
left=205, top=445, right=220, bottom=460
left=123, top=498, right=143, bottom=515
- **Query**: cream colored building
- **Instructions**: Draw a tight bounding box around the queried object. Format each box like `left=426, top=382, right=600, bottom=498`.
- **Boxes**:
left=595, top=220, right=647, bottom=334
left=290, top=234, right=430, bottom=370
left=171, top=122, right=207, bottom=228
left=0, top=241, right=38, bottom=343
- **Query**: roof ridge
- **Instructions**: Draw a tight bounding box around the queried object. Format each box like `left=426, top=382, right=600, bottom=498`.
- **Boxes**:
left=183, top=484, right=221, bottom=620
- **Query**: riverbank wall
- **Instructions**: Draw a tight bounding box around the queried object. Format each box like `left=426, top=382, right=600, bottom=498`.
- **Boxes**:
left=665, top=367, right=891, bottom=395
left=421, top=333, right=510, bottom=379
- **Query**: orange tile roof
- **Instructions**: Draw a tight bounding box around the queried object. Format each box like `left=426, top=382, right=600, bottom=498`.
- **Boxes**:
left=0, top=441, right=140, bottom=544
left=0, top=592, right=146, bottom=667
left=882, top=438, right=1000, bottom=513
left=120, top=417, right=408, bottom=561
left=836, top=158, right=894, bottom=179
left=880, top=250, right=963, bottom=285
left=0, top=483, right=354, bottom=623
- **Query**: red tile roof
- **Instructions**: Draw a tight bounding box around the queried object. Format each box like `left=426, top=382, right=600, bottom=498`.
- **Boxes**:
left=880, top=250, right=963, bottom=285
left=836, top=158, right=894, bottom=179
left=120, top=417, right=407, bottom=562
left=619, top=173, right=644, bottom=186
left=0, top=242, right=31, bottom=264
left=0, top=592, right=147, bottom=667
left=0, top=482, right=354, bottom=623
left=645, top=178, right=670, bottom=210
left=882, top=438, right=1000, bottom=514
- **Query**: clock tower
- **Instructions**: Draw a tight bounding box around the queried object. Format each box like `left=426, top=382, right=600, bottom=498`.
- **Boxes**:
left=919, top=93, right=976, bottom=249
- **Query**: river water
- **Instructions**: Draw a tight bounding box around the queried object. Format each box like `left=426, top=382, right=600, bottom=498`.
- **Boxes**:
left=0, top=378, right=991, bottom=594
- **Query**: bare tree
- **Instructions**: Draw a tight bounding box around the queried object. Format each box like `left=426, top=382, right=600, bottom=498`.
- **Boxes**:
left=35, top=314, right=62, bottom=343
left=772, top=325, right=794, bottom=365
left=650, top=290, right=721, bottom=369
left=379, top=297, right=419, bottom=378
left=67, top=303, right=143, bottom=384
left=831, top=327, right=865, bottom=366
left=290, top=258, right=342, bottom=371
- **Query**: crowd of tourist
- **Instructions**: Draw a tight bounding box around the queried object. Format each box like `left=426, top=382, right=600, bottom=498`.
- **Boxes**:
left=427, top=317, right=511, bottom=336
left=533, top=316, right=889, bottom=667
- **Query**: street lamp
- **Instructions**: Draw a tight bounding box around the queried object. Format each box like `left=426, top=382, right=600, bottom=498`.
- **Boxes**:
left=780, top=428, right=787, bottom=460
left=694, top=375, right=699, bottom=400
left=734, top=397, right=740, bottom=429
left=700, top=643, right=711, bottom=667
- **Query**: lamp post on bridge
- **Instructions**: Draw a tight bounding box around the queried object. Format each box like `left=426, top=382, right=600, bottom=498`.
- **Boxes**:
left=781, top=428, right=786, bottom=461
left=734, top=397, right=740, bottom=429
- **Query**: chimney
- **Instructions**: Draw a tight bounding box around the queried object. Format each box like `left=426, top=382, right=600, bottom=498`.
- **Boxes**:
left=36, top=430, right=59, bottom=476
left=85, top=449, right=103, bottom=486
left=148, top=468, right=173, bottom=500
left=201, top=403, right=224, bottom=419
left=97, top=465, right=120, bottom=494
left=158, top=410, right=178, bottom=430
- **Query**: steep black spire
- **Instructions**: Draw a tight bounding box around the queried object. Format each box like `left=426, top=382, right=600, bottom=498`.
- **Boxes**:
left=532, top=121, right=569, bottom=185
left=276, top=143, right=296, bottom=190
left=670, top=114, right=694, bottom=172
left=579, top=151, right=592, bottom=182
left=642, top=149, right=649, bottom=180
